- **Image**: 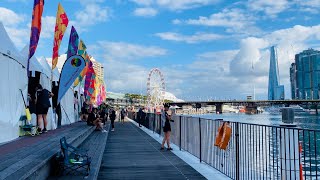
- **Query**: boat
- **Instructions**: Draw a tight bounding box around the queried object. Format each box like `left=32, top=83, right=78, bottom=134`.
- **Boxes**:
left=265, top=105, right=310, bottom=115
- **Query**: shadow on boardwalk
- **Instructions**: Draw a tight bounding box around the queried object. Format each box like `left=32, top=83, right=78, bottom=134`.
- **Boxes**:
left=98, top=121, right=206, bottom=180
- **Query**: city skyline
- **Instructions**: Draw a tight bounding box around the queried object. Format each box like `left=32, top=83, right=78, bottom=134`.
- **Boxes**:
left=1, top=1, right=320, bottom=100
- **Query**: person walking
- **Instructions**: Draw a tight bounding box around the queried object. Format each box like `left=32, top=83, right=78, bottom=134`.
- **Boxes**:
left=109, top=107, right=116, bottom=131
left=137, top=107, right=144, bottom=127
left=35, top=84, right=54, bottom=133
left=120, top=108, right=126, bottom=124
left=161, top=104, right=174, bottom=150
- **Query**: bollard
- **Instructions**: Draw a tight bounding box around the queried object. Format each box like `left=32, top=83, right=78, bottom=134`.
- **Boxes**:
left=280, top=108, right=299, bottom=179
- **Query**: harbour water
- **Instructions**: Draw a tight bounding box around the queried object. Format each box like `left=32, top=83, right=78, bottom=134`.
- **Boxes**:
left=195, top=112, right=320, bottom=130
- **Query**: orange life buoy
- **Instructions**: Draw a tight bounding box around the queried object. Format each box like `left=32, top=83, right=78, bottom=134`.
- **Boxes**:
left=214, top=123, right=225, bottom=146
left=214, top=122, right=232, bottom=150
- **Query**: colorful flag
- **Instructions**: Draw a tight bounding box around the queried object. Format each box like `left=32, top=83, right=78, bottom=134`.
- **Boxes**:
left=84, top=60, right=95, bottom=101
left=28, top=0, right=44, bottom=72
left=52, top=3, right=69, bottom=69
left=57, top=55, right=85, bottom=103
left=67, top=26, right=79, bottom=59
left=73, top=40, right=87, bottom=87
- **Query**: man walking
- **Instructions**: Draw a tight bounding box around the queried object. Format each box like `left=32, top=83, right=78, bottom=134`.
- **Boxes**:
left=109, top=107, right=116, bottom=131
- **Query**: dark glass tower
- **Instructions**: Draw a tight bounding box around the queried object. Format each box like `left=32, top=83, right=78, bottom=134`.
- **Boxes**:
left=290, top=49, right=320, bottom=99
left=268, top=46, right=285, bottom=100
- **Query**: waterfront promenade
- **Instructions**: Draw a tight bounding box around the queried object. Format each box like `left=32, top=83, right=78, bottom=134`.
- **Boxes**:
left=0, top=118, right=230, bottom=179
left=98, top=121, right=217, bottom=179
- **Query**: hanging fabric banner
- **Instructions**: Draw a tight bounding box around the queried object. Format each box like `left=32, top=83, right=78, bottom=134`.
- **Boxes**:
left=52, top=3, right=69, bottom=69
left=58, top=55, right=85, bottom=103
left=28, top=0, right=44, bottom=73
left=67, top=26, right=79, bottom=59
left=73, top=40, right=87, bottom=87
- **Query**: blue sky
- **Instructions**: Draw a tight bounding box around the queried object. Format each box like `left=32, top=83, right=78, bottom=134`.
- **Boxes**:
left=1, top=0, right=320, bottom=100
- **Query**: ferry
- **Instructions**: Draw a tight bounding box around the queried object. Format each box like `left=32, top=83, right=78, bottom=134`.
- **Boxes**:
left=265, top=105, right=310, bottom=115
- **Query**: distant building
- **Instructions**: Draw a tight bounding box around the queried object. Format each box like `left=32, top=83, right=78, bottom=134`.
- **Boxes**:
left=290, top=49, right=320, bottom=99
left=90, top=56, right=104, bottom=80
left=268, top=46, right=285, bottom=100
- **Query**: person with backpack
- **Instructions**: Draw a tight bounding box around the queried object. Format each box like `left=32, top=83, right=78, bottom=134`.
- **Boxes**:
left=35, top=84, right=54, bottom=133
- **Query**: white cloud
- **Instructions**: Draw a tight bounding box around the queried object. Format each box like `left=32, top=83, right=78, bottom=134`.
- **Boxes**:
left=103, top=60, right=149, bottom=93
left=155, top=0, right=219, bottom=11
left=0, top=7, right=25, bottom=27
left=5, top=26, right=29, bottom=48
left=229, top=25, right=320, bottom=99
left=247, top=0, right=290, bottom=17
left=0, top=7, right=28, bottom=48
left=130, top=0, right=153, bottom=6
left=172, top=19, right=182, bottom=24
left=5, top=0, right=27, bottom=2
left=40, top=16, right=56, bottom=39
left=133, top=7, right=158, bottom=17
left=155, top=32, right=224, bottom=43
left=296, top=0, right=320, bottom=7
left=130, top=0, right=219, bottom=13
left=178, top=8, right=261, bottom=35
left=75, top=4, right=111, bottom=27
left=97, top=41, right=167, bottom=60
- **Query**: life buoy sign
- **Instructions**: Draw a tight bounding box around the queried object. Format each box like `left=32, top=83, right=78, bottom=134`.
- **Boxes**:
left=214, top=122, right=232, bottom=150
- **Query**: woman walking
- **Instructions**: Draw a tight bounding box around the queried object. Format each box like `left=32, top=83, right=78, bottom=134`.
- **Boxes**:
left=161, top=104, right=174, bottom=150
left=35, top=84, right=54, bottom=133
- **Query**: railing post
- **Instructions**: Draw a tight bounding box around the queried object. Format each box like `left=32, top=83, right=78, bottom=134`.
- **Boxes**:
left=199, top=117, right=202, bottom=163
left=153, top=113, right=155, bottom=133
left=235, top=122, right=240, bottom=180
left=159, top=113, right=162, bottom=136
left=179, top=115, right=182, bottom=151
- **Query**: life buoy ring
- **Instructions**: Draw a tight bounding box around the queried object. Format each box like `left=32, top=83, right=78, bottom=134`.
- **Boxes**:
left=214, top=123, right=225, bottom=146
left=214, top=122, right=232, bottom=150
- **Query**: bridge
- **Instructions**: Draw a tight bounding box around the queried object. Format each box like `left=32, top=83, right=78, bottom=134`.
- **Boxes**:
left=169, top=100, right=320, bottom=114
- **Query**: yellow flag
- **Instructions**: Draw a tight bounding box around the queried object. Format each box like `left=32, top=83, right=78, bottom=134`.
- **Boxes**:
left=52, top=3, right=69, bottom=69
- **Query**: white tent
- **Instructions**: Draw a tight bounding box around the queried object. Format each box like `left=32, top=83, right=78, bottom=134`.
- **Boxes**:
left=21, top=47, right=57, bottom=131
left=0, top=22, right=28, bottom=144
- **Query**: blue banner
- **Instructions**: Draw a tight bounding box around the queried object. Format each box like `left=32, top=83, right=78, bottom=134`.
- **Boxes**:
left=58, top=55, right=85, bottom=103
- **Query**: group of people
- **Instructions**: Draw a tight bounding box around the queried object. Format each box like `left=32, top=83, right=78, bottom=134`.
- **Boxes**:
left=80, top=101, right=129, bottom=132
left=30, top=86, right=175, bottom=151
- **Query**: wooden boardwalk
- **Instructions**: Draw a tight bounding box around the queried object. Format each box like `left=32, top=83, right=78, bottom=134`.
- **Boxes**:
left=0, top=122, right=94, bottom=180
left=98, top=121, right=206, bottom=180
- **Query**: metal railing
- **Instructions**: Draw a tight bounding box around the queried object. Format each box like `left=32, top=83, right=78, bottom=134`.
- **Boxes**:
left=133, top=113, right=320, bottom=180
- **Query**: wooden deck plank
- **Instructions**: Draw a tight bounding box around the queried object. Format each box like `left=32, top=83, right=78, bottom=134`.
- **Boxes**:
left=98, top=121, right=206, bottom=180
left=0, top=122, right=94, bottom=179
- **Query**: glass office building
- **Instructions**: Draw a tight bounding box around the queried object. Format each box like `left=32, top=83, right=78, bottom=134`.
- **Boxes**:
left=290, top=49, right=320, bottom=99
left=268, top=46, right=285, bottom=100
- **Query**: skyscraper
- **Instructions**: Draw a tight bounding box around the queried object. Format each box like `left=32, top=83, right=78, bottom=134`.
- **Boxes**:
left=290, top=49, right=320, bottom=99
left=268, top=46, right=285, bottom=100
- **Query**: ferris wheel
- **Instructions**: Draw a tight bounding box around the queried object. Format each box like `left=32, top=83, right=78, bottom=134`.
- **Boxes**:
left=147, top=68, right=165, bottom=112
